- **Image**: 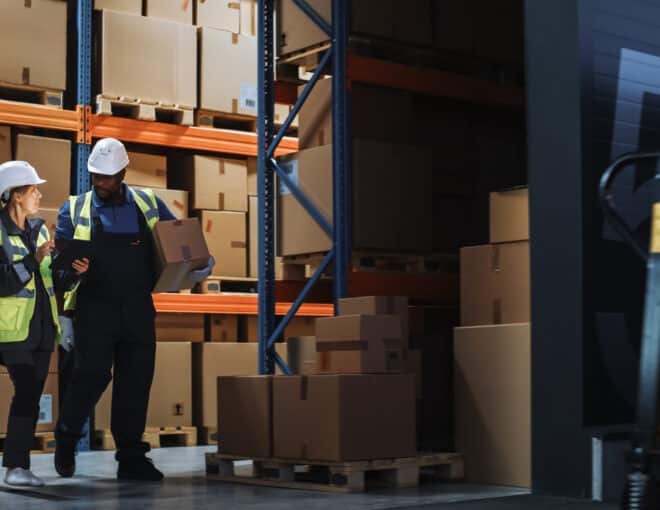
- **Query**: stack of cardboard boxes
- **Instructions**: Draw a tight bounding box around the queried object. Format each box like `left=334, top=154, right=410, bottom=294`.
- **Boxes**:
left=217, top=296, right=419, bottom=461
left=454, top=187, right=530, bottom=488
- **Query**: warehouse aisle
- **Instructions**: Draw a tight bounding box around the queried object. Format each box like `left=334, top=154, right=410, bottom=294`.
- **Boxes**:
left=0, top=446, right=528, bottom=509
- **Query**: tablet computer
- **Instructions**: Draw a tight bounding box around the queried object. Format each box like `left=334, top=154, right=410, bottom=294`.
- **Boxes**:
left=50, top=240, right=93, bottom=272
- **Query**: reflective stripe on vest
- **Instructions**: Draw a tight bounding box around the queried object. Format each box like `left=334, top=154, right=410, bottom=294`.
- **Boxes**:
left=63, top=188, right=159, bottom=311
left=0, top=221, right=62, bottom=344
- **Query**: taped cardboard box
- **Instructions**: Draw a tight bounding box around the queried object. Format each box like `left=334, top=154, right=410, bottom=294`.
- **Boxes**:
left=95, top=0, right=141, bottom=14
left=96, top=342, right=193, bottom=429
left=273, top=374, right=416, bottom=461
left=146, top=0, right=193, bottom=24
left=0, top=0, right=67, bottom=91
left=490, top=188, right=529, bottom=243
left=0, top=127, right=11, bottom=162
left=153, top=218, right=210, bottom=293
left=192, top=342, right=286, bottom=428
left=209, top=315, right=239, bottom=342
left=136, top=187, right=189, bottom=220
left=286, top=336, right=317, bottom=375
left=247, top=158, right=257, bottom=196
left=200, top=210, right=247, bottom=277
left=199, top=28, right=257, bottom=117
left=248, top=316, right=314, bottom=343
left=240, top=0, right=257, bottom=36
left=125, top=152, right=167, bottom=189
left=248, top=195, right=257, bottom=277
left=460, top=241, right=530, bottom=326
left=170, top=155, right=247, bottom=212
left=196, top=0, right=240, bottom=32
left=96, top=9, right=197, bottom=107
left=217, top=375, right=273, bottom=457
left=156, top=313, right=205, bottom=342
left=15, top=135, right=71, bottom=209
left=454, top=323, right=531, bottom=488
left=338, top=296, right=409, bottom=340
left=274, top=103, right=299, bottom=129
left=315, top=315, right=404, bottom=374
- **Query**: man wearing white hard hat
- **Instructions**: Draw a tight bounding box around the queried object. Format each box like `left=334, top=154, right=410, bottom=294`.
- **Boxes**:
left=0, top=161, right=88, bottom=487
left=53, top=138, right=214, bottom=482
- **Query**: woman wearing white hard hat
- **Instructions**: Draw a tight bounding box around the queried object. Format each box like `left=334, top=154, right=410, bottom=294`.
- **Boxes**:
left=0, top=161, right=88, bottom=487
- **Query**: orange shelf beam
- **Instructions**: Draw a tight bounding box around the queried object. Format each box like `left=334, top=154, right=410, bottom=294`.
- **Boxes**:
left=0, top=101, right=80, bottom=133
left=152, top=293, right=333, bottom=316
left=347, top=53, right=524, bottom=109
left=90, top=115, right=298, bottom=156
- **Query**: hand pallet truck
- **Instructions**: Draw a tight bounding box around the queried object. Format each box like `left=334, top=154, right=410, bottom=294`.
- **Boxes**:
left=600, top=152, right=660, bottom=509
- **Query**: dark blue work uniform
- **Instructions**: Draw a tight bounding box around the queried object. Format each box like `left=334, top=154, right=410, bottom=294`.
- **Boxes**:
left=55, top=185, right=175, bottom=459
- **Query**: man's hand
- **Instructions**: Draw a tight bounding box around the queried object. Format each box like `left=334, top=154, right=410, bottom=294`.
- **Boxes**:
left=188, top=256, right=216, bottom=283
left=72, top=258, right=90, bottom=275
left=36, top=240, right=55, bottom=264
left=59, top=316, right=75, bottom=352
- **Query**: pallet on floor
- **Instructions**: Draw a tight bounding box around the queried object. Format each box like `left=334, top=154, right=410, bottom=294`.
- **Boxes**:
left=0, top=81, right=63, bottom=108
left=196, top=110, right=257, bottom=132
left=0, top=431, right=55, bottom=455
left=199, top=276, right=259, bottom=295
left=198, top=426, right=218, bottom=446
left=96, top=94, right=194, bottom=125
left=93, top=426, right=197, bottom=451
left=205, top=451, right=464, bottom=493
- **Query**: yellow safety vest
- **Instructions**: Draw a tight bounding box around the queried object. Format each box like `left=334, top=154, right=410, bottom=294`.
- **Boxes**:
left=0, top=220, right=62, bottom=344
left=63, top=187, right=159, bottom=311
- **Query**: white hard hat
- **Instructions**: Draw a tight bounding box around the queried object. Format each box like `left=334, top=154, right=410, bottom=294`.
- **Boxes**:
left=0, top=161, right=46, bottom=201
left=88, top=137, right=129, bottom=176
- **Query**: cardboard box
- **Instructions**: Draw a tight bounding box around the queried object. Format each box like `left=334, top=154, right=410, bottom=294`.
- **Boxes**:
left=0, top=0, right=67, bottom=91
left=274, top=103, right=299, bottom=129
left=170, top=155, right=247, bottom=212
left=240, top=0, right=257, bottom=36
left=339, top=296, right=409, bottom=339
left=125, top=152, right=167, bottom=189
left=454, top=323, right=531, bottom=487
left=460, top=241, right=530, bottom=326
left=156, top=313, right=205, bottom=342
left=199, top=28, right=257, bottom=117
left=286, top=336, right=317, bottom=375
left=146, top=0, right=193, bottom=24
left=96, top=342, right=193, bottom=429
left=96, top=10, right=197, bottom=107
left=137, top=187, right=189, bottom=220
left=285, top=316, right=316, bottom=339
left=15, top=135, right=71, bottom=210
left=193, top=343, right=286, bottom=428
left=209, top=315, right=239, bottom=342
left=315, top=315, right=404, bottom=374
left=273, top=374, right=416, bottom=461
left=153, top=218, right=211, bottom=293
left=95, top=0, right=142, bottom=14
left=196, top=0, right=240, bottom=32
left=247, top=157, right=257, bottom=196
left=248, top=195, right=258, bottom=277
left=200, top=210, right=247, bottom=277
left=297, top=77, right=412, bottom=150
left=0, top=127, right=10, bottom=162
left=490, top=188, right=529, bottom=243
left=217, top=375, right=272, bottom=457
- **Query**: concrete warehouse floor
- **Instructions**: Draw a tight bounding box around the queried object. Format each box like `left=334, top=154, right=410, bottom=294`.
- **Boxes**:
left=0, top=446, right=613, bottom=510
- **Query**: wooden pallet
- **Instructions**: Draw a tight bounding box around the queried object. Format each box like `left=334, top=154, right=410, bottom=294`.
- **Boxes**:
left=0, top=432, right=56, bottom=455
left=196, top=110, right=257, bottom=132
left=96, top=94, right=194, bottom=125
left=199, top=276, right=259, bottom=295
left=0, top=81, right=63, bottom=108
left=205, top=451, right=464, bottom=493
left=198, top=426, right=218, bottom=445
left=93, top=426, right=197, bottom=451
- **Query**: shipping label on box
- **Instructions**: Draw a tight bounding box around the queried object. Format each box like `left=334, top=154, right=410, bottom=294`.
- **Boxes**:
left=38, top=394, right=53, bottom=425
left=240, top=83, right=258, bottom=114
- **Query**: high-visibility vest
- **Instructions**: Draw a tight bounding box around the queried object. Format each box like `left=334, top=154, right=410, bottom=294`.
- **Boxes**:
left=0, top=219, right=62, bottom=344
left=62, top=187, right=159, bottom=311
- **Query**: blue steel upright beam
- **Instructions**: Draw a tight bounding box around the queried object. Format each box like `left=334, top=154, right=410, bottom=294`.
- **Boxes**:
left=332, top=0, right=350, bottom=306
left=76, top=0, right=92, bottom=195
left=257, top=0, right=277, bottom=375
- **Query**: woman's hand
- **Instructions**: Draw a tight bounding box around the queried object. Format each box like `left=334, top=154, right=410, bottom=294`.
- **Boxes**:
left=72, top=258, right=90, bottom=275
left=36, top=240, right=55, bottom=264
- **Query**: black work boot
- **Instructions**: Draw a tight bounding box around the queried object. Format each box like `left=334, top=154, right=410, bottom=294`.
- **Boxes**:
left=116, top=443, right=164, bottom=482
left=54, top=425, right=81, bottom=478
